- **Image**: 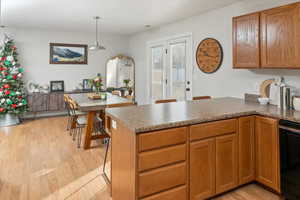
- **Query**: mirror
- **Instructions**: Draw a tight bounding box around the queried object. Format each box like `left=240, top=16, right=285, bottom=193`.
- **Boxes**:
left=106, top=55, right=135, bottom=100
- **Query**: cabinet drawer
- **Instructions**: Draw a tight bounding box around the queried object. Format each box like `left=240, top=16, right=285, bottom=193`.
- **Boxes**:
left=190, top=119, right=237, bottom=141
left=138, top=127, right=187, bottom=152
left=138, top=163, right=186, bottom=197
left=139, top=144, right=186, bottom=172
left=140, top=185, right=186, bottom=200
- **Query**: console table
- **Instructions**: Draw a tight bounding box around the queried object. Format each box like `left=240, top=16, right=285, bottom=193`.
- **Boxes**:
left=26, top=90, right=92, bottom=116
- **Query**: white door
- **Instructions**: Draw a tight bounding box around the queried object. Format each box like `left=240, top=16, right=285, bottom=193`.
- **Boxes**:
left=149, top=35, right=192, bottom=103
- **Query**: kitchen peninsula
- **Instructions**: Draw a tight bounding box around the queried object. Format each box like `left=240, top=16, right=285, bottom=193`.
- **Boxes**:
left=106, top=97, right=299, bottom=200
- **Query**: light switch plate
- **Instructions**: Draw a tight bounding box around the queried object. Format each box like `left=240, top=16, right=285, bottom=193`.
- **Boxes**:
left=112, top=120, right=117, bottom=129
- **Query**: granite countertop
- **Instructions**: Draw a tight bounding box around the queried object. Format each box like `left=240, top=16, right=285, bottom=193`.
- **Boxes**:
left=106, top=97, right=300, bottom=133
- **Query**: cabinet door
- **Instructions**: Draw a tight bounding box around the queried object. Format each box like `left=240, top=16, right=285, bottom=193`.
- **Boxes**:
left=238, top=116, right=255, bottom=185
left=261, top=3, right=300, bottom=68
left=190, top=138, right=216, bottom=200
left=255, top=116, right=280, bottom=192
left=216, top=134, right=238, bottom=194
left=48, top=93, right=59, bottom=111
left=233, top=13, right=260, bottom=68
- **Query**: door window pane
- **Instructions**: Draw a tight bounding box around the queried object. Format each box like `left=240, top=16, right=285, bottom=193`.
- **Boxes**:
left=151, top=46, right=164, bottom=101
left=170, top=42, right=186, bottom=101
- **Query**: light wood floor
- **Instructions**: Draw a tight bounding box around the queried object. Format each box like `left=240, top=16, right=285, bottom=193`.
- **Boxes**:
left=0, top=117, right=281, bottom=200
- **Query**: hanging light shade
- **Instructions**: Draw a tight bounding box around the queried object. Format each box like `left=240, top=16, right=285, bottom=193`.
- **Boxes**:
left=89, top=16, right=105, bottom=51
left=0, top=0, right=6, bottom=29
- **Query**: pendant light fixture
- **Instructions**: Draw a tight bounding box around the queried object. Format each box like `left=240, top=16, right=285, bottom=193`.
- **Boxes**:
left=89, top=16, right=105, bottom=51
left=0, top=0, right=4, bottom=29
left=0, top=0, right=9, bottom=48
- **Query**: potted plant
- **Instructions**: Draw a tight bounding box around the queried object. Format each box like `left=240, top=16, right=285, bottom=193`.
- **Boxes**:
left=123, top=79, right=131, bottom=88
left=90, top=74, right=103, bottom=94
left=123, top=79, right=133, bottom=95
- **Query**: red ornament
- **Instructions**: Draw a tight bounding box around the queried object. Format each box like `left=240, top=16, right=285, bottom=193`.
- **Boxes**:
left=0, top=107, right=5, bottom=112
left=18, top=96, right=22, bottom=99
left=11, top=104, right=17, bottom=108
left=0, top=88, right=3, bottom=91
left=1, top=57, right=6, bottom=61
left=5, top=90, right=10, bottom=95
left=12, top=75, right=17, bottom=80
left=3, top=84, right=10, bottom=89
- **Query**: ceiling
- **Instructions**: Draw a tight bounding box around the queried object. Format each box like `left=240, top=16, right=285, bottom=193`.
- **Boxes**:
left=3, top=0, right=242, bottom=35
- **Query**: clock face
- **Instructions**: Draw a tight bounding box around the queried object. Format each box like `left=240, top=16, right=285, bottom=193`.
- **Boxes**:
left=196, top=38, right=223, bottom=73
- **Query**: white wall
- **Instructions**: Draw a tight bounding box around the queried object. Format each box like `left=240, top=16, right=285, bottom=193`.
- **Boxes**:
left=6, top=28, right=129, bottom=91
left=129, top=0, right=300, bottom=105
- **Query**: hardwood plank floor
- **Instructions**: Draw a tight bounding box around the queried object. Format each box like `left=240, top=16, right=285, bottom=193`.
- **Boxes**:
left=0, top=117, right=281, bottom=200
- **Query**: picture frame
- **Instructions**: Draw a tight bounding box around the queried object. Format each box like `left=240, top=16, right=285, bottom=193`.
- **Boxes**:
left=50, top=80, right=64, bottom=92
left=49, top=43, right=88, bottom=64
left=82, top=79, right=93, bottom=91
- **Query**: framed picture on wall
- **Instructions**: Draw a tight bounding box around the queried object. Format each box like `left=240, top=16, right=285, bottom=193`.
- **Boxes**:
left=49, top=43, right=88, bottom=64
left=82, top=79, right=93, bottom=91
left=50, top=80, right=64, bottom=92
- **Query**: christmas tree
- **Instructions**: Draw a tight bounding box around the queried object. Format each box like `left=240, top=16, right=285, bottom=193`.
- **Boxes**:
left=0, top=37, right=27, bottom=114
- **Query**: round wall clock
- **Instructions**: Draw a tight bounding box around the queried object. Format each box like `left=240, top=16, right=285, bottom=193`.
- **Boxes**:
left=196, top=38, right=223, bottom=73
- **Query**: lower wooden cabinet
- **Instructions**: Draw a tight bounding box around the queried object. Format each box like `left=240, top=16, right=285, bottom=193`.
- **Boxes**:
left=255, top=116, right=280, bottom=193
left=188, top=116, right=281, bottom=200
left=190, top=138, right=216, bottom=200
left=129, top=116, right=281, bottom=200
left=141, top=186, right=187, bottom=200
left=238, top=116, right=255, bottom=185
left=216, top=134, right=238, bottom=194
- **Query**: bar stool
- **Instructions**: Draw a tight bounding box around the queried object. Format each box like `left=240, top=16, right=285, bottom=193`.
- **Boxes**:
left=155, top=99, right=177, bottom=104
left=192, top=96, right=211, bottom=100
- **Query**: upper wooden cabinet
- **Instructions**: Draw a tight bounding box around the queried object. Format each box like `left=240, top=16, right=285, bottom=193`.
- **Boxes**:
left=233, top=13, right=260, bottom=68
left=233, top=2, right=300, bottom=69
left=261, top=3, right=300, bottom=68
left=255, top=116, right=280, bottom=193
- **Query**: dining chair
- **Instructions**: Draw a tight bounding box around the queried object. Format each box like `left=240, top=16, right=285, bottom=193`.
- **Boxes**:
left=67, top=98, right=86, bottom=135
left=192, top=96, right=212, bottom=100
left=155, top=99, right=177, bottom=104
left=63, top=94, right=72, bottom=131
left=68, top=100, right=103, bottom=148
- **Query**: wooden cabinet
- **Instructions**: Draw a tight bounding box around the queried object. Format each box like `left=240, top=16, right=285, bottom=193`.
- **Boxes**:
left=255, top=116, right=280, bottom=193
left=190, top=138, right=216, bottom=200
left=189, top=119, right=238, bottom=199
left=233, top=2, right=300, bottom=69
left=238, top=116, right=255, bottom=185
left=111, top=115, right=281, bottom=200
left=139, top=163, right=186, bottom=197
left=261, top=3, right=300, bottom=68
left=216, top=134, right=238, bottom=194
left=141, top=186, right=187, bottom=200
left=233, top=13, right=260, bottom=68
left=137, top=127, right=187, bottom=200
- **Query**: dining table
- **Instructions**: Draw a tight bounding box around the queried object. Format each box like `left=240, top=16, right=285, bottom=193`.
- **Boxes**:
left=68, top=92, right=134, bottom=149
